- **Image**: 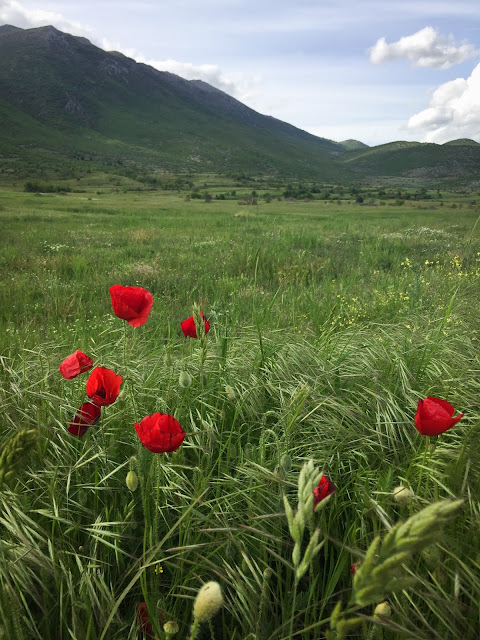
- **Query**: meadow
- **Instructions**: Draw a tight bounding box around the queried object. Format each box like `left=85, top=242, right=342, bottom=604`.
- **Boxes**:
left=0, top=179, right=479, bottom=639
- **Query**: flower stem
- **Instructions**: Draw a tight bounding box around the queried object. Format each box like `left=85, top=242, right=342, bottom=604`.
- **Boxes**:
left=189, top=620, right=200, bottom=640
left=122, top=322, right=127, bottom=370
left=208, top=619, right=216, bottom=640
left=416, top=436, right=430, bottom=495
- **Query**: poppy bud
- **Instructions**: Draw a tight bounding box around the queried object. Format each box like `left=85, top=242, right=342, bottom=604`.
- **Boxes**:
left=193, top=581, right=224, bottom=623
left=392, top=485, right=414, bottom=506
left=126, top=471, right=139, bottom=491
left=179, top=371, right=192, bottom=388
left=164, top=620, right=179, bottom=636
left=373, top=602, right=391, bottom=618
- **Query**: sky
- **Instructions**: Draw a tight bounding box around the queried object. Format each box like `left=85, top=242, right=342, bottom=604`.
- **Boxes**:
left=1, top=0, right=480, bottom=146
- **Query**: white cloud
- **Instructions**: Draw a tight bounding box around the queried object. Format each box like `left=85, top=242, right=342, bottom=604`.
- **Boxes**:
left=370, top=26, right=478, bottom=69
left=145, top=59, right=259, bottom=103
left=408, top=64, right=480, bottom=142
left=0, top=0, right=93, bottom=38
left=101, top=40, right=259, bottom=102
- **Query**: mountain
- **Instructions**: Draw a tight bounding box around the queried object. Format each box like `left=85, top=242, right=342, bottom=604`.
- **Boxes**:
left=1, top=24, right=480, bottom=186
left=0, top=24, right=349, bottom=181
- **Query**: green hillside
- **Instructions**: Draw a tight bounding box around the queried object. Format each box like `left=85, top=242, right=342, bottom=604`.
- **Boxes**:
left=344, top=140, right=480, bottom=183
left=0, top=24, right=349, bottom=181
left=339, top=139, right=369, bottom=151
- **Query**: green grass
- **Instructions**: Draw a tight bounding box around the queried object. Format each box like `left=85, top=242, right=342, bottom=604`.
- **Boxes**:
left=0, top=183, right=479, bottom=639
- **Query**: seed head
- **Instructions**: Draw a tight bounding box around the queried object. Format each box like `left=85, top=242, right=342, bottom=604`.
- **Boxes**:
left=225, top=385, right=236, bottom=400
left=193, top=581, right=224, bottom=623
left=0, top=429, right=38, bottom=487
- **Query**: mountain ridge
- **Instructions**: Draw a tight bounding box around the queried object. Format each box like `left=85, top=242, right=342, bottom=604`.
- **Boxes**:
left=1, top=24, right=480, bottom=185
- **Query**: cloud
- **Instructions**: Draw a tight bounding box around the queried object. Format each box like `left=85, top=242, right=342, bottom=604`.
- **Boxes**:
left=101, top=40, right=259, bottom=102
left=0, top=0, right=93, bottom=38
left=408, top=64, right=480, bottom=142
left=370, top=27, right=478, bottom=69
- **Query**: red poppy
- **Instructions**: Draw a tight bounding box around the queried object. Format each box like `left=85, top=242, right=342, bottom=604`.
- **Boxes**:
left=86, top=366, right=123, bottom=406
left=350, top=562, right=357, bottom=575
left=313, top=475, right=337, bottom=511
left=180, top=312, right=210, bottom=338
left=135, top=413, right=185, bottom=453
left=68, top=402, right=101, bottom=437
left=136, top=602, right=154, bottom=637
left=59, top=350, right=93, bottom=380
left=414, top=397, right=464, bottom=436
left=109, top=284, right=153, bottom=327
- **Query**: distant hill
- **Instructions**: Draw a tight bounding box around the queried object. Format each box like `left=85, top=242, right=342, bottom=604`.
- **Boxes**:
left=344, top=140, right=480, bottom=182
left=339, top=139, right=369, bottom=151
left=443, top=138, right=479, bottom=147
left=1, top=24, right=480, bottom=185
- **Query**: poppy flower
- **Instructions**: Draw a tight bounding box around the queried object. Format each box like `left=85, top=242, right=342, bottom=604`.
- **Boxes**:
left=68, top=402, right=101, bottom=437
left=109, top=284, right=153, bottom=328
left=59, top=350, right=93, bottom=380
left=414, top=397, right=464, bottom=436
left=86, top=366, right=123, bottom=406
left=180, top=312, right=210, bottom=338
left=136, top=602, right=154, bottom=637
left=313, top=475, right=337, bottom=511
left=350, top=562, right=357, bottom=575
left=135, top=413, right=185, bottom=453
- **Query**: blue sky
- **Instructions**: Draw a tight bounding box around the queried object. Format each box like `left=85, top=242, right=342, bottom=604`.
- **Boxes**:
left=1, top=0, right=480, bottom=145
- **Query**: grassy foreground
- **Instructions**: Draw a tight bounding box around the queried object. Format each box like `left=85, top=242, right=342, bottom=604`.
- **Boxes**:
left=0, top=185, right=479, bottom=639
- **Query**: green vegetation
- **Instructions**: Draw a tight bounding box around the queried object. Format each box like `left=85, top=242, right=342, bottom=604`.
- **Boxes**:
left=0, top=178, right=479, bottom=639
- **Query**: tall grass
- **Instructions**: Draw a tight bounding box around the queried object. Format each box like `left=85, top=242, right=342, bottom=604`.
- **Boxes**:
left=0, top=186, right=479, bottom=638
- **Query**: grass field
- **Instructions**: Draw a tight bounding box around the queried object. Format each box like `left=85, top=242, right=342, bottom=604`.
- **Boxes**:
left=0, top=181, right=479, bottom=639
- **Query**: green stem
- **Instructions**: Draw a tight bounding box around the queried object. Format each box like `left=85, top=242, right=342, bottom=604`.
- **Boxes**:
left=416, top=436, right=430, bottom=495
left=154, top=456, right=163, bottom=543
left=189, top=620, right=200, bottom=640
left=289, top=579, right=298, bottom=639
left=208, top=619, right=216, bottom=640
